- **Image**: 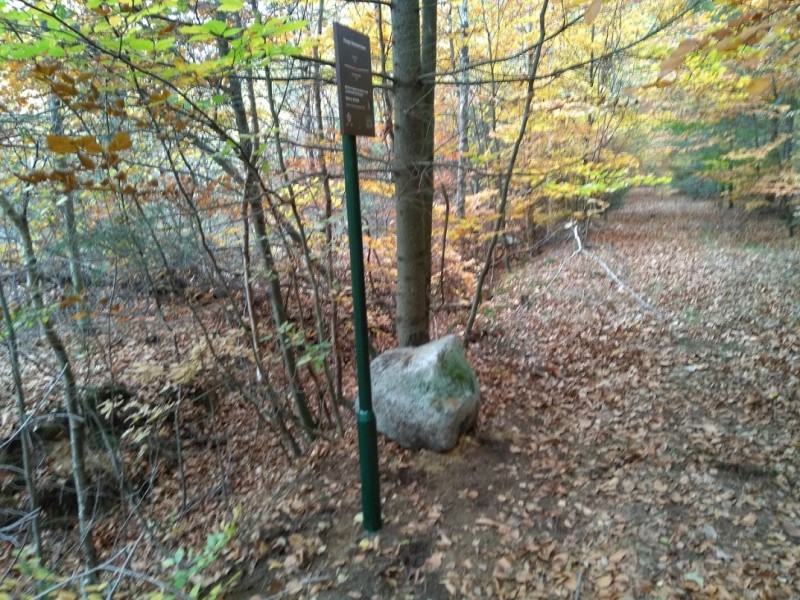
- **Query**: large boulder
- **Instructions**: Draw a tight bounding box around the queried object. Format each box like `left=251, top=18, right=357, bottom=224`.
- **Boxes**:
left=367, top=335, right=479, bottom=452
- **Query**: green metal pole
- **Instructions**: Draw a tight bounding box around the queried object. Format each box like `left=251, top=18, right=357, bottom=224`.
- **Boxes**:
left=342, top=133, right=382, bottom=533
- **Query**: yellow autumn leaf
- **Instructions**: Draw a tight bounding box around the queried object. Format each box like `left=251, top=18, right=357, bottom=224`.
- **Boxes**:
left=78, top=152, right=96, bottom=170
left=716, top=36, right=741, bottom=52
left=745, top=77, right=771, bottom=96
left=16, top=170, right=49, bottom=184
left=148, top=90, right=171, bottom=104
left=739, top=23, right=767, bottom=45
left=76, top=135, right=104, bottom=154
left=584, top=0, right=602, bottom=24
left=659, top=38, right=701, bottom=77
left=47, top=134, right=79, bottom=154
left=108, top=131, right=132, bottom=152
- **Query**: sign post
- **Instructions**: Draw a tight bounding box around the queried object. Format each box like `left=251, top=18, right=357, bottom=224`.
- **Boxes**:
left=334, top=22, right=381, bottom=533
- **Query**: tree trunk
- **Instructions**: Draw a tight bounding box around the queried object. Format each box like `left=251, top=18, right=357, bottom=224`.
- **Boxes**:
left=456, top=0, right=470, bottom=219
left=465, top=0, right=550, bottom=342
left=393, top=0, right=437, bottom=347
left=51, top=97, right=90, bottom=333
left=313, top=0, right=345, bottom=423
left=0, top=280, right=43, bottom=558
left=221, top=30, right=316, bottom=438
left=0, top=195, right=96, bottom=575
left=244, top=171, right=316, bottom=437
left=264, top=65, right=342, bottom=433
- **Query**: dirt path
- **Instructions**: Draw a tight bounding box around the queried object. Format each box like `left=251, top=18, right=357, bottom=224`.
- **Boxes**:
left=232, top=190, right=800, bottom=599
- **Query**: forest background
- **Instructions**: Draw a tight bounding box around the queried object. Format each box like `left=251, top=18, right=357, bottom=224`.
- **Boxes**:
left=0, top=0, right=797, bottom=597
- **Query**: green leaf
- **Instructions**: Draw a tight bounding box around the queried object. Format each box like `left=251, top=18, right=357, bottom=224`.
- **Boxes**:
left=155, top=37, right=175, bottom=52
left=262, top=18, right=307, bottom=37
left=4, top=39, right=52, bottom=60
left=203, top=20, right=229, bottom=37
left=217, top=0, right=243, bottom=11
left=173, top=571, right=188, bottom=589
left=126, top=37, right=153, bottom=52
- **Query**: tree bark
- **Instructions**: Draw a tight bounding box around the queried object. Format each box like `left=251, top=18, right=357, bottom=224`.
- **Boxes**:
left=0, top=279, right=43, bottom=558
left=456, top=0, right=470, bottom=219
left=221, top=30, right=316, bottom=438
left=0, top=194, right=96, bottom=574
left=393, top=0, right=437, bottom=347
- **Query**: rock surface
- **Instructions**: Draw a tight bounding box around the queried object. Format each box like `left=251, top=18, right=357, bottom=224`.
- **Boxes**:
left=367, top=335, right=479, bottom=452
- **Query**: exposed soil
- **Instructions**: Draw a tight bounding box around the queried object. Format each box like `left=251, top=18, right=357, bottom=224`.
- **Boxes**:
left=230, top=190, right=799, bottom=599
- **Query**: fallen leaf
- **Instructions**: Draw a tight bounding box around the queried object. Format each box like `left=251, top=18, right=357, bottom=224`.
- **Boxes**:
left=683, top=570, right=705, bottom=588
left=285, top=579, right=303, bottom=594
left=424, top=551, right=443, bottom=572
left=781, top=519, right=800, bottom=538
left=596, top=574, right=613, bottom=589
left=493, top=556, right=514, bottom=580
left=515, top=569, right=533, bottom=583
left=601, top=476, right=619, bottom=492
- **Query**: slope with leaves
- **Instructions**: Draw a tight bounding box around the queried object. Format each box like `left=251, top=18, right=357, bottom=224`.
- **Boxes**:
left=216, top=189, right=799, bottom=599
left=3, top=186, right=797, bottom=597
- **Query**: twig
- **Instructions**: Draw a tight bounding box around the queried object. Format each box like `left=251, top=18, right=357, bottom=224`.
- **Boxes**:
left=0, top=508, right=42, bottom=545
left=545, top=224, right=663, bottom=317
left=583, top=248, right=662, bottom=315
left=107, top=532, right=146, bottom=598
left=438, top=185, right=451, bottom=310
left=31, top=544, right=187, bottom=600
left=574, top=568, right=584, bottom=600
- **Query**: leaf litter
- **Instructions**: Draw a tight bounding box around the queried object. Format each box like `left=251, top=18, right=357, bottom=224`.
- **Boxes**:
left=3, top=190, right=797, bottom=599
left=229, top=190, right=798, bottom=599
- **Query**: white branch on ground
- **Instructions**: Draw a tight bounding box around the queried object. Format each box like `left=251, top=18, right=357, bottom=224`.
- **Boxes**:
left=544, top=224, right=663, bottom=316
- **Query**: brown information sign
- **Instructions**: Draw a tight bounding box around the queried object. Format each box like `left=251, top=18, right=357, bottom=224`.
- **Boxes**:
left=333, top=23, right=375, bottom=137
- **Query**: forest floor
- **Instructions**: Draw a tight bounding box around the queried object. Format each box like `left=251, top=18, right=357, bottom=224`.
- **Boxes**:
left=229, top=189, right=800, bottom=599
left=3, top=189, right=799, bottom=599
